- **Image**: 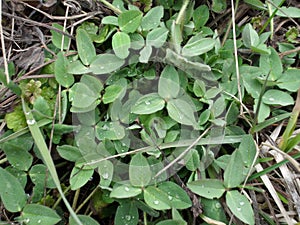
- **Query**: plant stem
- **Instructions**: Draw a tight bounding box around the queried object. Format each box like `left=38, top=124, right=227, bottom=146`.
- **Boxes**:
left=99, top=0, right=122, bottom=15
left=0, top=157, right=8, bottom=164
left=75, top=186, right=99, bottom=213
left=279, top=88, right=300, bottom=151
left=175, top=0, right=190, bottom=25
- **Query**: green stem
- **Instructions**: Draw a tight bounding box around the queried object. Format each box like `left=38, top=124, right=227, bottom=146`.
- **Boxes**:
left=143, top=211, right=148, bottom=225
left=175, top=0, right=190, bottom=25
left=99, top=0, right=122, bottom=15
left=75, top=186, right=99, bottom=213
left=259, top=0, right=285, bottom=35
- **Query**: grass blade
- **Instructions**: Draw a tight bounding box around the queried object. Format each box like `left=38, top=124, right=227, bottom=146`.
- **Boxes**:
left=21, top=98, right=83, bottom=225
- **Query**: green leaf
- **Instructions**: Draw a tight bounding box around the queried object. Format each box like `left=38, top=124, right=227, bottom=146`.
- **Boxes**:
left=29, top=164, right=56, bottom=188
left=17, top=204, right=61, bottom=225
left=32, top=96, right=51, bottom=120
left=112, top=32, right=131, bottom=59
left=76, top=29, right=96, bottom=65
left=241, top=65, right=263, bottom=98
left=139, top=45, right=152, bottom=63
left=0, top=168, right=27, bottom=212
left=70, top=215, right=100, bottom=225
left=130, top=33, right=145, bottom=50
left=159, top=181, right=192, bottom=209
left=95, top=121, right=125, bottom=140
left=156, top=220, right=186, bottom=225
left=90, top=54, right=125, bottom=75
left=110, top=185, right=142, bottom=198
left=187, top=179, right=226, bottom=199
left=67, top=60, right=91, bottom=75
left=102, top=16, right=118, bottom=25
left=3, top=145, right=33, bottom=171
left=224, top=150, right=245, bottom=188
left=244, top=0, right=266, bottom=10
left=118, top=10, right=143, bottom=33
left=54, top=52, right=74, bottom=88
left=103, top=79, right=127, bottom=104
left=144, top=186, right=171, bottom=210
left=131, top=93, right=165, bottom=115
left=276, top=6, right=300, bottom=18
left=98, top=160, right=113, bottom=187
left=182, top=37, right=216, bottom=57
left=51, top=23, right=70, bottom=50
left=6, top=167, right=27, bottom=189
left=276, top=68, right=300, bottom=92
left=226, top=191, right=255, bottom=225
left=167, top=99, right=197, bottom=126
left=165, top=49, right=211, bottom=74
left=115, top=201, right=139, bottom=225
left=146, top=27, right=169, bottom=48
left=141, top=6, right=164, bottom=31
left=212, top=0, right=227, bottom=13
left=71, top=83, right=99, bottom=108
left=4, top=105, right=27, bottom=132
left=238, top=135, right=257, bottom=168
left=201, top=198, right=228, bottom=223
left=129, top=153, right=152, bottom=187
left=56, top=145, right=82, bottom=162
left=193, top=5, right=209, bottom=29
left=242, top=23, right=259, bottom=48
left=260, top=47, right=282, bottom=81
left=262, top=89, right=294, bottom=106
left=70, top=167, right=94, bottom=190
left=185, top=149, right=200, bottom=171
left=158, top=65, right=180, bottom=99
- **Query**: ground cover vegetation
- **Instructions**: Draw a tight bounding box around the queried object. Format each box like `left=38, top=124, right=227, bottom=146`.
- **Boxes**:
left=0, top=0, right=299, bottom=224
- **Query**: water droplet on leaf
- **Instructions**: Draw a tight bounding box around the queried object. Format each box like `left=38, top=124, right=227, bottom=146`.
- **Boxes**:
left=102, top=173, right=109, bottom=180
left=27, top=119, right=36, bottom=125
left=124, top=186, right=130, bottom=192
left=125, top=215, right=131, bottom=221
left=237, top=207, right=241, bottom=211
left=153, top=200, right=159, bottom=205
left=239, top=201, right=245, bottom=206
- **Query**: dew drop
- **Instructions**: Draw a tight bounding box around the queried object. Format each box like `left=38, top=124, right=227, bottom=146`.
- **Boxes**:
left=125, top=186, right=130, bottom=192
left=237, top=207, right=241, bottom=211
left=168, top=195, right=173, bottom=200
left=125, top=215, right=131, bottom=221
left=239, top=201, right=245, bottom=206
left=102, top=173, right=109, bottom=180
left=145, top=101, right=151, bottom=105
left=24, top=218, right=30, bottom=223
left=89, top=176, right=93, bottom=181
left=215, top=203, right=221, bottom=208
left=37, top=219, right=41, bottom=223
left=100, top=66, right=104, bottom=69
left=269, top=97, right=274, bottom=101
left=153, top=200, right=159, bottom=205
left=27, top=119, right=36, bottom=125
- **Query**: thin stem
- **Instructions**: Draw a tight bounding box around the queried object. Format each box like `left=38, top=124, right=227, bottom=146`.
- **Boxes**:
left=99, top=0, right=122, bottom=15
left=0, top=157, right=8, bottom=164
left=75, top=187, right=99, bottom=213
left=72, top=189, right=81, bottom=210
left=0, top=1, right=10, bottom=84
left=230, top=0, right=243, bottom=115
left=175, top=0, right=190, bottom=25
left=143, top=212, right=148, bottom=225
